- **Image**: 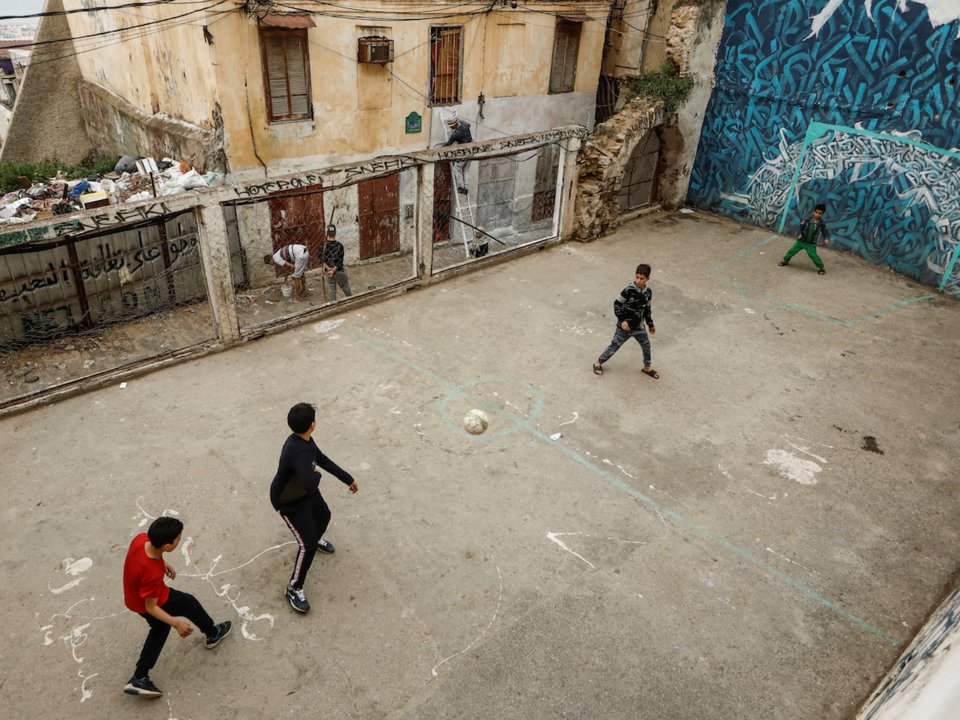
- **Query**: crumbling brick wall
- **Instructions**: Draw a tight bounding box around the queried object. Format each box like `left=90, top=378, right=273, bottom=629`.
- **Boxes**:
left=573, top=97, right=665, bottom=240
left=0, top=0, right=93, bottom=165
left=666, top=4, right=702, bottom=76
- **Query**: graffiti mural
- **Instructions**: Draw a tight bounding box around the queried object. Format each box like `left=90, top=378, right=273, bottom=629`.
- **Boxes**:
left=688, top=0, right=960, bottom=296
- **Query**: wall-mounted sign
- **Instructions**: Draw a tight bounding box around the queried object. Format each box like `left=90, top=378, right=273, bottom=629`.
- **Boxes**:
left=405, top=112, right=422, bottom=134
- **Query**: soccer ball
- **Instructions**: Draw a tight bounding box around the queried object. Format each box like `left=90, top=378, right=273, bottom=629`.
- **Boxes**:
left=462, top=409, right=489, bottom=435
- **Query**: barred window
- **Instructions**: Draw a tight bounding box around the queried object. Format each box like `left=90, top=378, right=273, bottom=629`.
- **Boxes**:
left=549, top=20, right=581, bottom=94
left=429, top=26, right=462, bottom=105
left=260, top=28, right=312, bottom=122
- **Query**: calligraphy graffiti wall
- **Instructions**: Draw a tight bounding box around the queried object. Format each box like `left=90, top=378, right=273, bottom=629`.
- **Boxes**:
left=0, top=212, right=206, bottom=346
left=687, top=0, right=960, bottom=297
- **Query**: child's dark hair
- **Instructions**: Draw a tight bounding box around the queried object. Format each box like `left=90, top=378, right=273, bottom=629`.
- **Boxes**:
left=815, top=203, right=826, bottom=212
left=148, top=516, right=184, bottom=547
left=287, top=402, right=316, bottom=434
left=635, top=263, right=652, bottom=277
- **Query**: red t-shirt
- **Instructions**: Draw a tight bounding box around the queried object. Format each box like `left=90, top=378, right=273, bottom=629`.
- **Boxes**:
left=123, top=533, right=170, bottom=613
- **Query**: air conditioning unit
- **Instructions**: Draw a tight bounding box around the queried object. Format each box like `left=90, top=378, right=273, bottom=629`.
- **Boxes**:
left=358, top=37, right=394, bottom=64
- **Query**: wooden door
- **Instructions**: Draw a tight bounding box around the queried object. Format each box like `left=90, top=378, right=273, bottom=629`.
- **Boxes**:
left=268, top=186, right=324, bottom=275
left=433, top=162, right=452, bottom=243
left=358, top=174, right=400, bottom=260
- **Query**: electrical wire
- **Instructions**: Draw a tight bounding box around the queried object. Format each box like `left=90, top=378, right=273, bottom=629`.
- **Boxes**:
left=3, top=0, right=232, bottom=51
left=0, top=0, right=218, bottom=23
left=23, top=7, right=234, bottom=70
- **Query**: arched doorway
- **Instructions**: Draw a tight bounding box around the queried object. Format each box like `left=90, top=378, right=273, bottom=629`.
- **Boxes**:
left=617, top=129, right=661, bottom=213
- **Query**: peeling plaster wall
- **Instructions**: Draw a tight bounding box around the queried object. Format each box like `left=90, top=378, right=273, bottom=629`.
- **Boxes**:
left=63, top=2, right=608, bottom=175
left=601, top=0, right=655, bottom=78
left=0, top=0, right=93, bottom=165
left=687, top=0, right=960, bottom=297
left=78, top=81, right=224, bottom=172
left=573, top=97, right=665, bottom=240
left=660, top=0, right=727, bottom=208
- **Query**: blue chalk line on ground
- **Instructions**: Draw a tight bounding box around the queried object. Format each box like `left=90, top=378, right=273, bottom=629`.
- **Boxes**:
left=706, top=234, right=932, bottom=327
left=356, top=337, right=899, bottom=646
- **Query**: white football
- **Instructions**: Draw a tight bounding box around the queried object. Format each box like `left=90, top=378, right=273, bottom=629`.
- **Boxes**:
left=462, top=409, right=489, bottom=435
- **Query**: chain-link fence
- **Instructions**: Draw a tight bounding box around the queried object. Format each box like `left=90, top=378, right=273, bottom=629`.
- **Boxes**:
left=0, top=128, right=583, bottom=411
left=0, top=210, right=218, bottom=405
left=432, top=142, right=565, bottom=272
left=224, top=168, right=420, bottom=333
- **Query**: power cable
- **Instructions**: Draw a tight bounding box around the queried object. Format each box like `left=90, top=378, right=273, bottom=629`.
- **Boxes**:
left=0, top=0, right=217, bottom=23
left=23, top=7, right=234, bottom=70
left=2, top=0, right=232, bottom=51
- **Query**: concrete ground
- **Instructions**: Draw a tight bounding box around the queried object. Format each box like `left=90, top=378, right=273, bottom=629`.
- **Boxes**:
left=2, top=210, right=959, bottom=720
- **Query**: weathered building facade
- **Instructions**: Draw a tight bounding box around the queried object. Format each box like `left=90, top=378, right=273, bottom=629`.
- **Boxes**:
left=57, top=0, right=614, bottom=175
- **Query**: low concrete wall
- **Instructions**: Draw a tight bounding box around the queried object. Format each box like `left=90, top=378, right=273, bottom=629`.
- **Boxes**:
left=856, top=583, right=960, bottom=720
left=78, top=80, right=225, bottom=173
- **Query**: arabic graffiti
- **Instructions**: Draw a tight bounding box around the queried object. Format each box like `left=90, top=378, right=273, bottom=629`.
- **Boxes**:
left=716, top=126, right=960, bottom=295
left=1, top=220, right=204, bottom=343
left=232, top=129, right=583, bottom=199
left=688, top=0, right=960, bottom=296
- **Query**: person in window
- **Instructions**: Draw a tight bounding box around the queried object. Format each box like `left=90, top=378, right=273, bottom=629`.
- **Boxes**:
left=442, top=112, right=473, bottom=195
left=321, top=224, right=352, bottom=301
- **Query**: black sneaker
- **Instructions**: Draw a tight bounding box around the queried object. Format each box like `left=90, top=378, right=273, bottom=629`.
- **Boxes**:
left=818, top=268, right=826, bottom=275
left=778, top=261, right=789, bottom=266
left=317, top=538, right=336, bottom=554
left=124, top=676, right=162, bottom=697
left=286, top=586, right=310, bottom=613
left=205, top=621, right=232, bottom=649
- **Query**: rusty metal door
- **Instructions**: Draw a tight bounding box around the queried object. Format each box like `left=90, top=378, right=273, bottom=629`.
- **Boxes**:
left=268, top=186, right=324, bottom=275
left=358, top=174, right=400, bottom=260
left=433, top=162, right=452, bottom=244
left=617, top=130, right=661, bottom=213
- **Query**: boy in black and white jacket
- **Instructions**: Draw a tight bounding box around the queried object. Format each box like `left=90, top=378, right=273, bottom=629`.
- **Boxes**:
left=593, top=263, right=659, bottom=379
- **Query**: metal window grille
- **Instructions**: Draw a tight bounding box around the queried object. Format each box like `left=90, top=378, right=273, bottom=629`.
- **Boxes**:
left=549, top=21, right=581, bottom=94
left=532, top=145, right=560, bottom=222
left=429, top=26, right=462, bottom=105
left=260, top=28, right=312, bottom=122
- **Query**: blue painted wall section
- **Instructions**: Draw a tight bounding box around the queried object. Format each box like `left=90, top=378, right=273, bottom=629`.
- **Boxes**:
left=688, top=0, right=960, bottom=297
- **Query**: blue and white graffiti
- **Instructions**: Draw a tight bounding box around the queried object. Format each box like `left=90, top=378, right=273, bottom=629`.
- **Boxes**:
left=689, top=0, right=960, bottom=296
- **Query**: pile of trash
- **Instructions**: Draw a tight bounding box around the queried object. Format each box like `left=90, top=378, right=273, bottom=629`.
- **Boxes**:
left=0, top=155, right=224, bottom=226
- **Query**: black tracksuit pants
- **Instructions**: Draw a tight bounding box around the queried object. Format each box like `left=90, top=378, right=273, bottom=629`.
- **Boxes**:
left=135, top=588, right=215, bottom=678
left=278, top=491, right=331, bottom=590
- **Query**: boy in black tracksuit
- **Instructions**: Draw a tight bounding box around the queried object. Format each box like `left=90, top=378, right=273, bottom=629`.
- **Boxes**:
left=270, top=403, right=358, bottom=613
left=593, top=263, right=659, bottom=379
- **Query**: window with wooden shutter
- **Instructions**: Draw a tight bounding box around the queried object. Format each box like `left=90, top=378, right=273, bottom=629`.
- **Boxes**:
left=260, top=28, right=312, bottom=122
left=549, top=20, right=581, bottom=94
left=429, top=26, right=462, bottom=105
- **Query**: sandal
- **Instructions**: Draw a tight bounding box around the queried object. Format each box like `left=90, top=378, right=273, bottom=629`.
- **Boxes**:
left=592, top=363, right=603, bottom=376
left=641, top=368, right=660, bottom=379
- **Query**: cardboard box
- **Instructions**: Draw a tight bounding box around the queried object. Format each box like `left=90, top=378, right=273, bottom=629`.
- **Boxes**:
left=80, top=191, right=110, bottom=209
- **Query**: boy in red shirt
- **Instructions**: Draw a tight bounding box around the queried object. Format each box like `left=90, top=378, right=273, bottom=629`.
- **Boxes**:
left=122, top=516, right=231, bottom=697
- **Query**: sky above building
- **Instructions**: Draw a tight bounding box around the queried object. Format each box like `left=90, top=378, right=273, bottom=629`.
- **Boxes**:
left=0, top=0, right=43, bottom=24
